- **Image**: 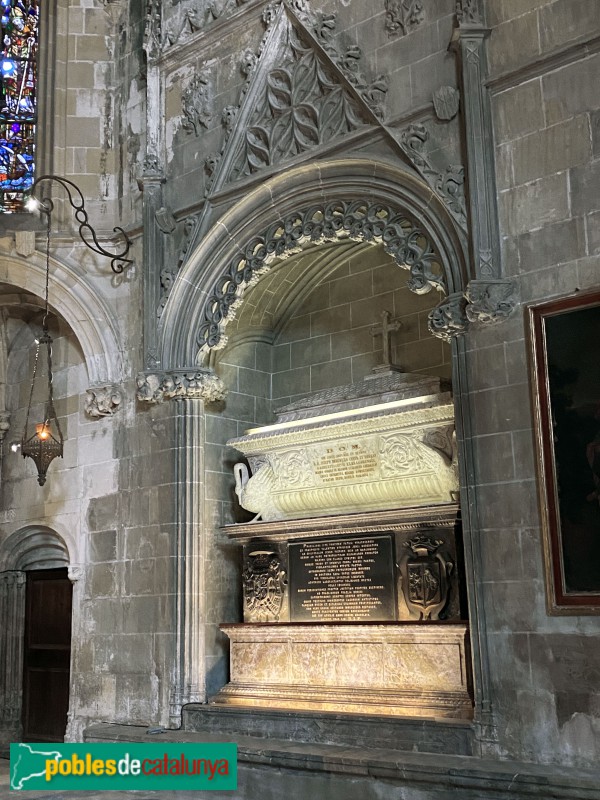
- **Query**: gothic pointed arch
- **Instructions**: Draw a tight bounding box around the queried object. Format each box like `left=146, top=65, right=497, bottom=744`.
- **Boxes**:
left=158, top=158, right=469, bottom=369
left=0, top=254, right=122, bottom=385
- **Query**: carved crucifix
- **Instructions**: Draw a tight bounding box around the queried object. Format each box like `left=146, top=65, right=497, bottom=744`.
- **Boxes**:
left=370, top=310, right=402, bottom=369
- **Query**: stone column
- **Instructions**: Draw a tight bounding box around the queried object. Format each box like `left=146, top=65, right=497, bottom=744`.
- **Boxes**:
left=142, top=0, right=166, bottom=370
left=171, top=397, right=206, bottom=722
left=0, top=570, right=26, bottom=742
left=136, top=370, right=227, bottom=725
left=455, top=0, right=517, bottom=324
left=65, top=565, right=84, bottom=743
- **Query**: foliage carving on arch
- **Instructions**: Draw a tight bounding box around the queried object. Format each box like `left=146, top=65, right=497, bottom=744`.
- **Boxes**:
left=197, top=200, right=446, bottom=353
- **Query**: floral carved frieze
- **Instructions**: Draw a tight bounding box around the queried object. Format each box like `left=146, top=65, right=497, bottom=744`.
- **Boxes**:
left=84, top=386, right=123, bottom=418
left=196, top=201, right=445, bottom=353
left=136, top=370, right=227, bottom=403
left=385, top=0, right=425, bottom=37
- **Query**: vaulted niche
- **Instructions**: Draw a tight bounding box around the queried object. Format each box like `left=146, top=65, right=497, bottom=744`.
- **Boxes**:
left=205, top=238, right=472, bottom=719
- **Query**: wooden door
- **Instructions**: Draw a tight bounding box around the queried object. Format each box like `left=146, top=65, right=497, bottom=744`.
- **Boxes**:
left=22, top=568, right=72, bottom=742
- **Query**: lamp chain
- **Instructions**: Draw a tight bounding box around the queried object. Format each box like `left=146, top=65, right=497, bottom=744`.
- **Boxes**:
left=42, top=208, right=50, bottom=332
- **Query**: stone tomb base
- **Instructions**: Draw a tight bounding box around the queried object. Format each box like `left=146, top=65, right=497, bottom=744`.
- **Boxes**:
left=211, top=622, right=472, bottom=719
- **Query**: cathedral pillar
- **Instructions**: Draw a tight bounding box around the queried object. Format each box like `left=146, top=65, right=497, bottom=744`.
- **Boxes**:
left=171, top=396, right=206, bottom=721
left=136, top=370, right=227, bottom=725
left=0, top=570, right=26, bottom=741
left=65, top=565, right=84, bottom=743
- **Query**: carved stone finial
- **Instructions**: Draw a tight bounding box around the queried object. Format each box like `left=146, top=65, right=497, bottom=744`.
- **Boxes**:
left=85, top=386, right=123, bottom=418
left=136, top=370, right=227, bottom=404
left=465, top=279, right=518, bottom=325
left=428, top=293, right=469, bottom=341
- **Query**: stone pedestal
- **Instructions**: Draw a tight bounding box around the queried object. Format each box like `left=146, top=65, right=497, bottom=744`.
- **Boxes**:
left=211, top=622, right=472, bottom=719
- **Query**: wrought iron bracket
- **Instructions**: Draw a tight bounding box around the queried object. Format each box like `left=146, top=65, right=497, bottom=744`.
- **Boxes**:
left=28, top=174, right=133, bottom=274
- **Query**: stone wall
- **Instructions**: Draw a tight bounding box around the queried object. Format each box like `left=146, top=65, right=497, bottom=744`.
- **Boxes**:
left=473, top=0, right=600, bottom=766
left=0, top=0, right=598, bottom=777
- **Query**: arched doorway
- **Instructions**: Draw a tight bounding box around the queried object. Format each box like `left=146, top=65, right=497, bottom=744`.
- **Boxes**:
left=0, top=526, right=73, bottom=744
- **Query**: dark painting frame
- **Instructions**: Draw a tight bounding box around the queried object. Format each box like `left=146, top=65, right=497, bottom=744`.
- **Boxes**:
left=528, top=290, right=600, bottom=614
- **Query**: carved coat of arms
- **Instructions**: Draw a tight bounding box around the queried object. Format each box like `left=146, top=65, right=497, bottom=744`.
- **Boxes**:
left=242, top=550, right=287, bottom=622
left=398, top=535, right=453, bottom=620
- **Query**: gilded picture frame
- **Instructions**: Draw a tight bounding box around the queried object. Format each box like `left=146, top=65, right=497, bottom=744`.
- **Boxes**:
left=528, top=289, right=600, bottom=614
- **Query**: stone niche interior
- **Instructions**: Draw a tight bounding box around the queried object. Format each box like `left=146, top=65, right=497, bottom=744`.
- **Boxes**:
left=206, top=240, right=472, bottom=720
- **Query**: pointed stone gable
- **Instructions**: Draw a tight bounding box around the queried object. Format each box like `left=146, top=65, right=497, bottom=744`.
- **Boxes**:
left=210, top=1, right=388, bottom=194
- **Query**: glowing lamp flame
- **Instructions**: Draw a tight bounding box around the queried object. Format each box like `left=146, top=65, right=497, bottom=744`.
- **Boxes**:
left=35, top=422, right=50, bottom=440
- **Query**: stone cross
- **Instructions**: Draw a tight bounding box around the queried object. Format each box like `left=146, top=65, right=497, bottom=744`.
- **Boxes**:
left=370, top=310, right=402, bottom=369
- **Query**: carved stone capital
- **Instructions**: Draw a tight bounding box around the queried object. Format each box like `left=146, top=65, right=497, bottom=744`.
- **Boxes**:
left=0, top=569, right=26, bottom=586
left=67, top=564, right=84, bottom=583
left=465, top=279, right=518, bottom=325
left=84, top=386, right=123, bottom=418
left=428, top=293, right=470, bottom=341
left=136, top=370, right=227, bottom=404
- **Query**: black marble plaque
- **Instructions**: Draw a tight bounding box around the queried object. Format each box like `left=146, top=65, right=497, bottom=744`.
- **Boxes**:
left=288, top=535, right=396, bottom=622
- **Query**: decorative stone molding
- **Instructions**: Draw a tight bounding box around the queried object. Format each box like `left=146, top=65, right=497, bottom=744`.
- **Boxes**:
left=182, top=69, right=212, bottom=136
left=67, top=564, right=84, bottom=583
left=465, top=279, right=517, bottom=325
left=214, top=622, right=472, bottom=718
left=224, top=9, right=387, bottom=184
left=398, top=124, right=467, bottom=229
left=136, top=370, right=227, bottom=404
left=385, top=0, right=424, bottom=37
left=456, top=0, right=481, bottom=26
left=203, top=0, right=388, bottom=199
left=433, top=86, right=460, bottom=121
left=197, top=200, right=445, bottom=352
left=158, top=215, right=199, bottom=321
left=428, top=292, right=469, bottom=341
left=84, top=386, right=123, bottom=418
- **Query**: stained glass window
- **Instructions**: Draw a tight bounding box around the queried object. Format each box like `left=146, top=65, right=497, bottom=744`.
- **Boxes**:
left=0, top=0, right=37, bottom=213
